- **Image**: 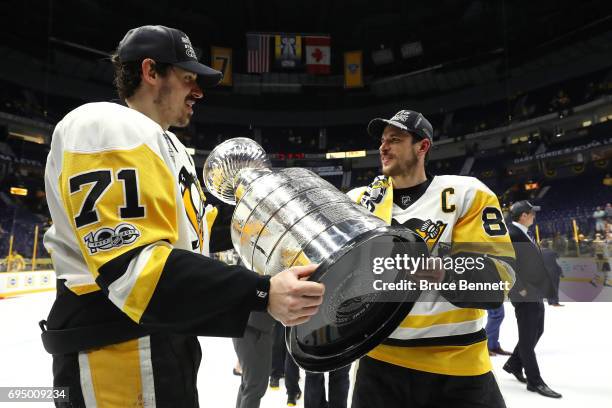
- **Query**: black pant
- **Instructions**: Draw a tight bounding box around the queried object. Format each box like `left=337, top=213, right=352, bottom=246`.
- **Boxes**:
left=547, top=274, right=561, bottom=304
left=352, top=356, right=506, bottom=408
left=270, top=321, right=300, bottom=396
left=305, top=365, right=351, bottom=408
left=270, top=321, right=285, bottom=379
left=233, top=327, right=273, bottom=408
left=505, top=301, right=545, bottom=386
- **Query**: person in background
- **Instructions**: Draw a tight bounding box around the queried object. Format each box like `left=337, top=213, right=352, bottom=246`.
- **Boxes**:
left=485, top=305, right=512, bottom=356
left=270, top=321, right=302, bottom=406
left=304, top=365, right=351, bottom=408
left=593, top=233, right=611, bottom=288
left=233, top=310, right=276, bottom=408
left=7, top=250, right=26, bottom=272
left=594, top=206, right=606, bottom=234
left=503, top=201, right=561, bottom=399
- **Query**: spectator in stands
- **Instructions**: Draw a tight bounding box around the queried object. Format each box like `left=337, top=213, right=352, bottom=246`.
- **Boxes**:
left=549, top=90, right=571, bottom=112
left=6, top=250, right=25, bottom=272
left=593, top=234, right=611, bottom=287
left=593, top=206, right=606, bottom=233
left=605, top=203, right=612, bottom=221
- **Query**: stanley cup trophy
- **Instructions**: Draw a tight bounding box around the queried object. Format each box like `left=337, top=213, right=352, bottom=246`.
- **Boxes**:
left=203, top=137, right=426, bottom=371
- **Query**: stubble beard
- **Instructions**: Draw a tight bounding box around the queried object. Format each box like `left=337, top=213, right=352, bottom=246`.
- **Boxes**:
left=382, top=155, right=418, bottom=178
left=175, top=111, right=191, bottom=128
left=154, top=83, right=191, bottom=128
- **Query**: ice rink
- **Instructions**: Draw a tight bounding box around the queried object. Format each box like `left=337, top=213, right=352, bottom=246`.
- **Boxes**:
left=1, top=291, right=611, bottom=407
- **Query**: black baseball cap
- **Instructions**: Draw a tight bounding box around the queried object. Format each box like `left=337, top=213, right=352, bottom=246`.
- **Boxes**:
left=117, top=25, right=223, bottom=87
left=510, top=200, right=541, bottom=217
left=368, top=110, right=434, bottom=142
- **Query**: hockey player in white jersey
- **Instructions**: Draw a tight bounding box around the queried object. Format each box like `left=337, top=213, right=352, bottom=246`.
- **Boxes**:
left=349, top=110, right=516, bottom=407
left=41, top=25, right=324, bottom=407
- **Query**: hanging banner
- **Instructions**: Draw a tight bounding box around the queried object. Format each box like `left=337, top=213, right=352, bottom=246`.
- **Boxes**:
left=211, top=46, right=232, bottom=86
left=247, top=33, right=271, bottom=73
left=274, top=35, right=302, bottom=69
left=344, top=51, right=363, bottom=88
left=305, top=36, right=331, bottom=74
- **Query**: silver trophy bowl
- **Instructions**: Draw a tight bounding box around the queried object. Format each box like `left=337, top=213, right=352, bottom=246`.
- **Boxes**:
left=202, top=137, right=271, bottom=205
left=203, top=138, right=426, bottom=372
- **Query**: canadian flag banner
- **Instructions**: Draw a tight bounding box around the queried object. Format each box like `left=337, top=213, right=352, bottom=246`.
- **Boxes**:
left=305, top=36, right=331, bottom=74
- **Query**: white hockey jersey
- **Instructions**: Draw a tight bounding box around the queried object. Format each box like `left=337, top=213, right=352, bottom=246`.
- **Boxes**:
left=44, top=102, right=214, bottom=323
left=349, top=175, right=515, bottom=376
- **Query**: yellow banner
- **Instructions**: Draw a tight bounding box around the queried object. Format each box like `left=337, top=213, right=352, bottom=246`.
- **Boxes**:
left=344, top=51, right=363, bottom=88
left=211, top=46, right=232, bottom=86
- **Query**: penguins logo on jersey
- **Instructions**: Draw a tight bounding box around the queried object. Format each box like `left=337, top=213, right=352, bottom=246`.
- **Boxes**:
left=395, top=217, right=447, bottom=248
left=178, top=167, right=206, bottom=251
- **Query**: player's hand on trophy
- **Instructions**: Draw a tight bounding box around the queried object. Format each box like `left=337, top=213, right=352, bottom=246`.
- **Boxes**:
left=268, top=264, right=325, bottom=326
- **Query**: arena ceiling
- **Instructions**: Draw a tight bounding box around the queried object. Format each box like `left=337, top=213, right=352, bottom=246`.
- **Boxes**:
left=2, top=0, right=609, bottom=72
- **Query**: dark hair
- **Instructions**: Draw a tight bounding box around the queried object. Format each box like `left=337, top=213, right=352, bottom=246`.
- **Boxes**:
left=511, top=211, right=526, bottom=222
left=110, top=53, right=172, bottom=100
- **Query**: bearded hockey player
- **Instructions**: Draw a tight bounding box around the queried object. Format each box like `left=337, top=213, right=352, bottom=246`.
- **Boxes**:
left=40, top=25, right=323, bottom=407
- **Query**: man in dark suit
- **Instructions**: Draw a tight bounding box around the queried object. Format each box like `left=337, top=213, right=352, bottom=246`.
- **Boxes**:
left=503, top=201, right=562, bottom=398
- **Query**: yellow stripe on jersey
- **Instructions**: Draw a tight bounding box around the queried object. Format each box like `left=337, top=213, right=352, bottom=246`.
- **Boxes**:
left=69, top=283, right=101, bottom=295
left=122, top=245, right=171, bottom=323
left=59, top=144, right=178, bottom=280
left=368, top=339, right=491, bottom=376
left=85, top=338, right=143, bottom=407
left=399, top=308, right=485, bottom=329
left=452, top=190, right=515, bottom=258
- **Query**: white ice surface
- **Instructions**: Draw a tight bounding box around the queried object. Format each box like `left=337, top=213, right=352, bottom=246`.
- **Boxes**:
left=1, top=291, right=611, bottom=407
